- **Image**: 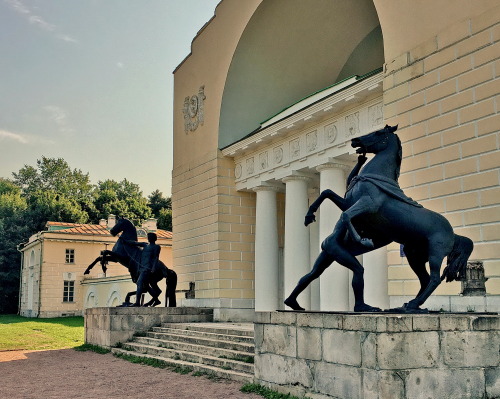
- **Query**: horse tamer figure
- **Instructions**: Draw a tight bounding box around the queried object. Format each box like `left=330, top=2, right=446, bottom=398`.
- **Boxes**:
left=84, top=217, right=177, bottom=307
left=284, top=125, right=473, bottom=313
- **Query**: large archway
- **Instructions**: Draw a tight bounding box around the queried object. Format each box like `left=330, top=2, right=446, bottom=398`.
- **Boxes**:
left=219, top=0, right=383, bottom=148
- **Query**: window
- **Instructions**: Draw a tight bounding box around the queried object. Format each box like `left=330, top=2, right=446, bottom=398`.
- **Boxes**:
left=65, top=249, right=75, bottom=264
left=63, top=281, right=75, bottom=302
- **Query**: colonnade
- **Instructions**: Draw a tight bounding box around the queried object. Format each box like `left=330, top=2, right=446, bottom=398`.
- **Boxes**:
left=253, top=162, right=390, bottom=312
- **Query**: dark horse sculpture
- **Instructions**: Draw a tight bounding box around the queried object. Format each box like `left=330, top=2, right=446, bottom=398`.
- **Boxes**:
left=84, top=217, right=177, bottom=307
left=285, top=125, right=473, bottom=313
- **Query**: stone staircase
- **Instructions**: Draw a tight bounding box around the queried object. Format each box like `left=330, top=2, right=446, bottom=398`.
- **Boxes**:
left=112, top=322, right=255, bottom=382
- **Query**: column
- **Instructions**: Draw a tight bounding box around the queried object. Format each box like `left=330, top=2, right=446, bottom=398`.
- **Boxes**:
left=253, top=185, right=280, bottom=311
left=316, top=162, right=350, bottom=311
left=363, top=248, right=390, bottom=309
left=283, top=174, right=311, bottom=310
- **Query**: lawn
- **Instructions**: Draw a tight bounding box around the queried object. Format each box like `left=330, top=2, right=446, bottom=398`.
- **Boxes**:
left=0, top=314, right=84, bottom=351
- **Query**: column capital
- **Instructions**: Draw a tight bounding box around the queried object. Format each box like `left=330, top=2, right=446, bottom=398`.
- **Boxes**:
left=253, top=182, right=284, bottom=193
left=282, top=172, right=313, bottom=184
left=316, top=161, right=351, bottom=173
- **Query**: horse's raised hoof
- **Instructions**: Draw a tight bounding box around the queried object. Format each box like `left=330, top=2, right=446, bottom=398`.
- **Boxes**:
left=360, top=238, right=374, bottom=249
left=354, top=304, right=381, bottom=312
left=284, top=297, right=305, bottom=311
left=83, top=268, right=90, bottom=275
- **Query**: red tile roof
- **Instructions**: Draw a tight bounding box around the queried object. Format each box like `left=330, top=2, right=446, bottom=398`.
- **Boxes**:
left=45, top=221, right=172, bottom=239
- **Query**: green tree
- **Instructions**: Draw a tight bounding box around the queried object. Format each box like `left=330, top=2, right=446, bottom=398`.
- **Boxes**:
left=0, top=179, right=29, bottom=313
left=93, top=179, right=151, bottom=226
left=147, top=190, right=172, bottom=231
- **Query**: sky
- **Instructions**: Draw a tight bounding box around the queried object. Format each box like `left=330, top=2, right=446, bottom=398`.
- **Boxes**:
left=0, top=0, right=220, bottom=197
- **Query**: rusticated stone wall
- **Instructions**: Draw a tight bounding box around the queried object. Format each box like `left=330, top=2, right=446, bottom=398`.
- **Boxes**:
left=254, top=311, right=500, bottom=399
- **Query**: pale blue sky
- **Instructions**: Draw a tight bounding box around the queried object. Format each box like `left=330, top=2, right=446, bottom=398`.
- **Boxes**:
left=0, top=0, right=220, bottom=197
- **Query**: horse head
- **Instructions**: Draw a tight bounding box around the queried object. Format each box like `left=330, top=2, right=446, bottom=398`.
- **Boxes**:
left=351, top=124, right=398, bottom=155
left=352, top=125, right=402, bottom=180
left=109, top=217, right=137, bottom=240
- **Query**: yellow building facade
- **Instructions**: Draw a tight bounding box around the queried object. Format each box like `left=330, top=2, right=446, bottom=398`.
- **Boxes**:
left=18, top=216, right=172, bottom=318
left=172, top=0, right=500, bottom=321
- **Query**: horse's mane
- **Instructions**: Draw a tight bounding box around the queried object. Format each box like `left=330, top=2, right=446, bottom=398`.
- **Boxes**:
left=395, top=134, right=402, bottom=180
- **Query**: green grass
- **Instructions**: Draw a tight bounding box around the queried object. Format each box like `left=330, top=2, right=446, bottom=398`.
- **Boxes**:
left=0, top=314, right=84, bottom=351
left=241, top=383, right=311, bottom=399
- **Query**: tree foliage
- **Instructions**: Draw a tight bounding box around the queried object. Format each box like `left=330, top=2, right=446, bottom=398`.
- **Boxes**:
left=0, top=158, right=172, bottom=314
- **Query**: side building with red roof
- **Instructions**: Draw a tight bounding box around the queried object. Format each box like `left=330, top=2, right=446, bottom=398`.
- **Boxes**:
left=18, top=215, right=173, bottom=318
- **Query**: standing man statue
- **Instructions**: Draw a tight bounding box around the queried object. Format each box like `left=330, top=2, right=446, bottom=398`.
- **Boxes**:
left=125, top=232, right=162, bottom=307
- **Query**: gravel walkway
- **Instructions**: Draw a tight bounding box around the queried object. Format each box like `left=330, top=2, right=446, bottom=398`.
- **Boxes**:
left=0, top=349, right=262, bottom=399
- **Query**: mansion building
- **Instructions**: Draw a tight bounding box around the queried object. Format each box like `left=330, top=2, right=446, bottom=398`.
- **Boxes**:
left=172, top=0, right=500, bottom=321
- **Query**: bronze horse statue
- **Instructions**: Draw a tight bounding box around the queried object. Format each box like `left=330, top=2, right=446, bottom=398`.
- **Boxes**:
left=285, top=125, right=473, bottom=313
left=84, top=217, right=177, bottom=307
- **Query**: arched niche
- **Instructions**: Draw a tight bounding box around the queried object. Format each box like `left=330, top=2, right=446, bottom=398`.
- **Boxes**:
left=219, top=0, right=383, bottom=148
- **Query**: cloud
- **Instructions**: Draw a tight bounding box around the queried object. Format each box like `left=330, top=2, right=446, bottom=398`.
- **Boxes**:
left=0, top=128, right=56, bottom=145
left=0, top=129, right=28, bottom=144
left=116, top=62, right=125, bottom=69
left=43, top=105, right=75, bottom=135
left=4, top=0, right=78, bottom=43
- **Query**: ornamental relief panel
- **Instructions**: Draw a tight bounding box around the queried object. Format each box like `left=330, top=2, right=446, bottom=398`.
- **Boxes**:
left=182, top=85, right=206, bottom=133
left=290, top=138, right=300, bottom=159
left=259, top=151, right=268, bottom=170
left=306, top=131, right=317, bottom=152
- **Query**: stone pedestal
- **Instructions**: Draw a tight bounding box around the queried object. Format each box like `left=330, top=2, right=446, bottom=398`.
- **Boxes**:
left=85, top=307, right=213, bottom=348
left=254, top=311, right=500, bottom=399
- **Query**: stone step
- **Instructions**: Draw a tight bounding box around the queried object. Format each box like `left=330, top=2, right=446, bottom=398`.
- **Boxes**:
left=112, top=347, right=253, bottom=383
left=161, top=322, right=254, bottom=337
left=151, top=326, right=254, bottom=343
left=134, top=336, right=254, bottom=359
left=145, top=331, right=254, bottom=353
left=121, top=341, right=254, bottom=374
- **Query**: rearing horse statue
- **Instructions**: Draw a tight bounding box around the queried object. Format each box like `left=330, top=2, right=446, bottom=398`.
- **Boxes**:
left=285, top=125, right=473, bottom=313
left=84, top=217, right=177, bottom=307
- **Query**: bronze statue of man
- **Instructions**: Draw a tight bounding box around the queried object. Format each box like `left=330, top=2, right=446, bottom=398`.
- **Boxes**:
left=126, top=232, right=162, bottom=307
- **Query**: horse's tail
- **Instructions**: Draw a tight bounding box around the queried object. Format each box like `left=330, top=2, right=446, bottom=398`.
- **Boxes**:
left=441, top=234, right=474, bottom=282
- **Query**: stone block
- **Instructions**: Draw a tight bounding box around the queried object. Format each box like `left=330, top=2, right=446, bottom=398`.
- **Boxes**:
left=322, top=329, right=362, bottom=366
left=270, top=311, right=296, bottom=325
left=378, top=370, right=406, bottom=399
left=261, top=324, right=297, bottom=357
left=255, top=353, right=312, bottom=388
left=296, top=313, right=323, bottom=328
left=297, top=327, right=322, bottom=361
left=443, top=331, right=499, bottom=367
left=314, top=363, right=362, bottom=399
left=363, top=370, right=406, bottom=399
left=254, top=323, right=264, bottom=352
left=485, top=367, right=500, bottom=399
left=377, top=332, right=439, bottom=369
left=377, top=315, right=413, bottom=332
left=322, top=313, right=343, bottom=329
left=440, top=315, right=472, bottom=330
left=361, top=333, right=377, bottom=369
left=343, top=314, right=377, bottom=332
left=405, top=369, right=485, bottom=399
left=412, top=315, right=440, bottom=331
left=254, top=311, right=271, bottom=324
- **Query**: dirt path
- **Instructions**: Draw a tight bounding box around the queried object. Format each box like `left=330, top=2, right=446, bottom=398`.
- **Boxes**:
left=0, top=349, right=262, bottom=399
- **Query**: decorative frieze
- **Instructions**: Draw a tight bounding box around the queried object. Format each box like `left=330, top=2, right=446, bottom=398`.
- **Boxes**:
left=231, top=98, right=383, bottom=189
